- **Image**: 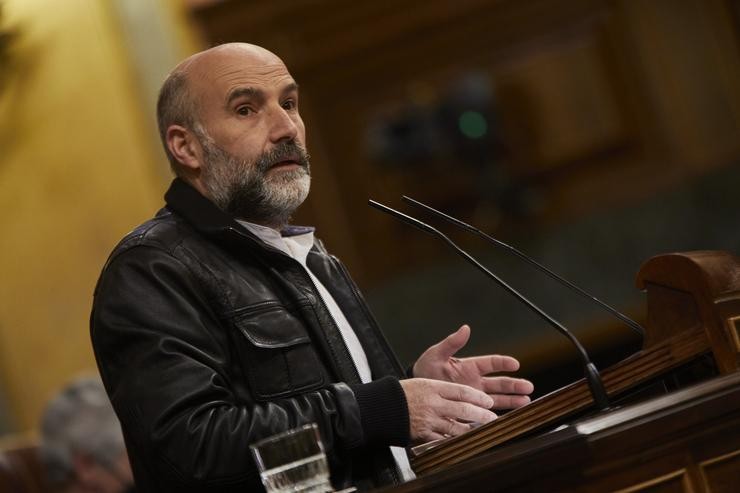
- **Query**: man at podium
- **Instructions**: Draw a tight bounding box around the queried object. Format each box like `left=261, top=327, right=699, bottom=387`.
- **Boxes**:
left=90, top=43, right=533, bottom=492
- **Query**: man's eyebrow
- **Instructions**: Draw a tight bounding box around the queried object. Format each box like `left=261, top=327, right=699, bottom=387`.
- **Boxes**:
left=282, top=82, right=299, bottom=95
left=224, top=83, right=299, bottom=107
left=225, top=87, right=263, bottom=106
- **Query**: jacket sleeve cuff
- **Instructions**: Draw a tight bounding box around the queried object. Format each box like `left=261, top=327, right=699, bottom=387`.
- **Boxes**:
left=349, top=376, right=410, bottom=447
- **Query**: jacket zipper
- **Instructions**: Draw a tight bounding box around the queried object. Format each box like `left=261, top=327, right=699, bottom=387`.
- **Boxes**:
left=330, top=256, right=406, bottom=377
left=299, top=266, right=364, bottom=385
left=305, top=267, right=404, bottom=486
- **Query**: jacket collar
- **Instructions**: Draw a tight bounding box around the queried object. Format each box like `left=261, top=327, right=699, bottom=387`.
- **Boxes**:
left=164, top=177, right=238, bottom=235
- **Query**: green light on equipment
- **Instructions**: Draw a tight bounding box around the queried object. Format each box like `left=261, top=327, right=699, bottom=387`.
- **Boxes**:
left=458, top=111, right=488, bottom=139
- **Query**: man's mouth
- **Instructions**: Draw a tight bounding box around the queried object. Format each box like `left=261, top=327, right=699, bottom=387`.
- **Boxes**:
left=269, top=157, right=302, bottom=170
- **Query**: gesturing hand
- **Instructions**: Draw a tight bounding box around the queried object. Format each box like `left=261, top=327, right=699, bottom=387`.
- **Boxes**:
left=400, top=378, right=497, bottom=444
left=413, top=325, right=534, bottom=410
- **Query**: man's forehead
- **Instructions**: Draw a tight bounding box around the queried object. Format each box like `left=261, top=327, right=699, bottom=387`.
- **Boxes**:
left=186, top=44, right=295, bottom=92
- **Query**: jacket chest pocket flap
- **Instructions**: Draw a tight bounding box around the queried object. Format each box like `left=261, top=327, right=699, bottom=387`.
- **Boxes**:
left=235, top=305, right=325, bottom=400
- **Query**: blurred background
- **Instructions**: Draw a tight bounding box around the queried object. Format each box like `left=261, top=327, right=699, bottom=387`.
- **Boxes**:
left=0, top=0, right=739, bottom=444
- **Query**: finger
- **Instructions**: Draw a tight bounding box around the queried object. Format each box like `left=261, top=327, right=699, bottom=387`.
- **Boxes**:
left=420, top=431, right=447, bottom=443
left=440, top=400, right=497, bottom=424
left=481, top=377, right=534, bottom=395
left=431, top=324, right=471, bottom=361
left=437, top=381, right=493, bottom=408
left=411, top=422, right=447, bottom=444
left=488, top=394, right=532, bottom=410
left=466, top=354, right=521, bottom=375
left=433, top=417, right=475, bottom=438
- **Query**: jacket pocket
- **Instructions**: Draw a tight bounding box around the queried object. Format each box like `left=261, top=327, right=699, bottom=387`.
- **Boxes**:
left=233, top=304, right=325, bottom=400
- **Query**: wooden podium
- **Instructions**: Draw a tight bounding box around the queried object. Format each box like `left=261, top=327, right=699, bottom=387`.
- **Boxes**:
left=382, top=251, right=740, bottom=492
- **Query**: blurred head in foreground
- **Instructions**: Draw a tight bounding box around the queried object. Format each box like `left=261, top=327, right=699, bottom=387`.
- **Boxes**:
left=39, top=376, right=135, bottom=493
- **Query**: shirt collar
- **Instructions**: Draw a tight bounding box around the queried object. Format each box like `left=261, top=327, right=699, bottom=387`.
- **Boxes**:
left=237, top=220, right=315, bottom=265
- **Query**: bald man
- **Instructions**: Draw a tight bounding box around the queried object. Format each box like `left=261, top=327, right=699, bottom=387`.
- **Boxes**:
left=90, top=43, right=533, bottom=492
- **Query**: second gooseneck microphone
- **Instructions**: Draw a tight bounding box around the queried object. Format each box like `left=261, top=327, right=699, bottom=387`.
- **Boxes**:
left=401, top=195, right=646, bottom=339
left=368, top=199, right=610, bottom=410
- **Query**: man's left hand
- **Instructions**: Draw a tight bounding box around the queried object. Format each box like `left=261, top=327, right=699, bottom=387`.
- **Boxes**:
left=413, top=325, right=534, bottom=410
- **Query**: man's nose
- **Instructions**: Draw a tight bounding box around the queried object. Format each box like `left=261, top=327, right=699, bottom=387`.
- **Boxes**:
left=268, top=106, right=298, bottom=143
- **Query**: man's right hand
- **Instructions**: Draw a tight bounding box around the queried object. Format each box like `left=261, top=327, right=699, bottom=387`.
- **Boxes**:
left=400, top=378, right=497, bottom=444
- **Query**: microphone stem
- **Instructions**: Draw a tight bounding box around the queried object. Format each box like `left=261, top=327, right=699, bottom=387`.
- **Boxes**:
left=401, top=195, right=645, bottom=339
left=436, top=233, right=592, bottom=364
left=369, top=200, right=610, bottom=409
left=433, top=235, right=611, bottom=410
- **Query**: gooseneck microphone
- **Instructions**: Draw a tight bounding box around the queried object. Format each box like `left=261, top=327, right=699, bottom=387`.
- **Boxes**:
left=401, top=195, right=646, bottom=339
left=368, top=199, right=610, bottom=410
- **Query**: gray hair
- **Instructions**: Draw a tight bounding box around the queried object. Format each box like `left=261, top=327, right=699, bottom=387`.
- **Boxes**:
left=156, top=68, right=199, bottom=175
left=38, top=376, right=126, bottom=486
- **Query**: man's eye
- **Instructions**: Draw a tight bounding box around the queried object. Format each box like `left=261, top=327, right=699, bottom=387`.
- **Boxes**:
left=282, top=100, right=297, bottom=110
left=236, top=106, right=251, bottom=116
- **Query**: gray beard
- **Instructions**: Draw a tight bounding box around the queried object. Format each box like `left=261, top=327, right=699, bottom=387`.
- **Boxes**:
left=198, top=137, right=311, bottom=229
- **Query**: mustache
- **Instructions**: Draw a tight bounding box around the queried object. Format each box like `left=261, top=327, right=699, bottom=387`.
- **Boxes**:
left=255, top=141, right=311, bottom=174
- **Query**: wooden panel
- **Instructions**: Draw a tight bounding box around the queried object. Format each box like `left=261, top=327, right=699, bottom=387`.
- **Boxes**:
left=189, top=0, right=740, bottom=288
left=699, top=449, right=740, bottom=493
left=380, top=372, right=740, bottom=493
left=613, top=470, right=692, bottom=493
left=725, top=316, right=740, bottom=352
left=642, top=283, right=702, bottom=347
left=294, top=2, right=620, bottom=284
left=591, top=433, right=740, bottom=493
left=495, top=30, right=630, bottom=173
left=636, top=252, right=740, bottom=374
left=617, top=0, right=740, bottom=168
left=715, top=294, right=740, bottom=370
left=413, top=251, right=739, bottom=474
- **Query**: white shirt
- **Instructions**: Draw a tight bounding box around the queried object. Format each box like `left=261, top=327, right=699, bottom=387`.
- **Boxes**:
left=238, top=221, right=415, bottom=482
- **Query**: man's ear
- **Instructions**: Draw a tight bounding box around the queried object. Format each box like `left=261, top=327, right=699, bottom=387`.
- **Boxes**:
left=166, top=125, right=202, bottom=172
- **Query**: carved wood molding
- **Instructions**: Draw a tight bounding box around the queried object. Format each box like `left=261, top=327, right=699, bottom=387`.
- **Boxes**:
left=189, top=0, right=607, bottom=73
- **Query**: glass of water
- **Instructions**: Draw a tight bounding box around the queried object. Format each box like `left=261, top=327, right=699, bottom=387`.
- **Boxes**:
left=250, top=423, right=332, bottom=493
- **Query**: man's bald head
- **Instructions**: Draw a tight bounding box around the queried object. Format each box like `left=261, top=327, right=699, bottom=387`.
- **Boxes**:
left=184, top=43, right=283, bottom=74
left=156, top=43, right=287, bottom=174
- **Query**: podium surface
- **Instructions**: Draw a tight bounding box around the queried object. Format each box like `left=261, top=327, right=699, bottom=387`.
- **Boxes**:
left=386, top=251, right=740, bottom=492
left=382, top=372, right=740, bottom=492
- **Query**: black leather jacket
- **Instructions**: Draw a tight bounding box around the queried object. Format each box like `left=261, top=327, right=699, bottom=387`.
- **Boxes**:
left=91, top=179, right=410, bottom=492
